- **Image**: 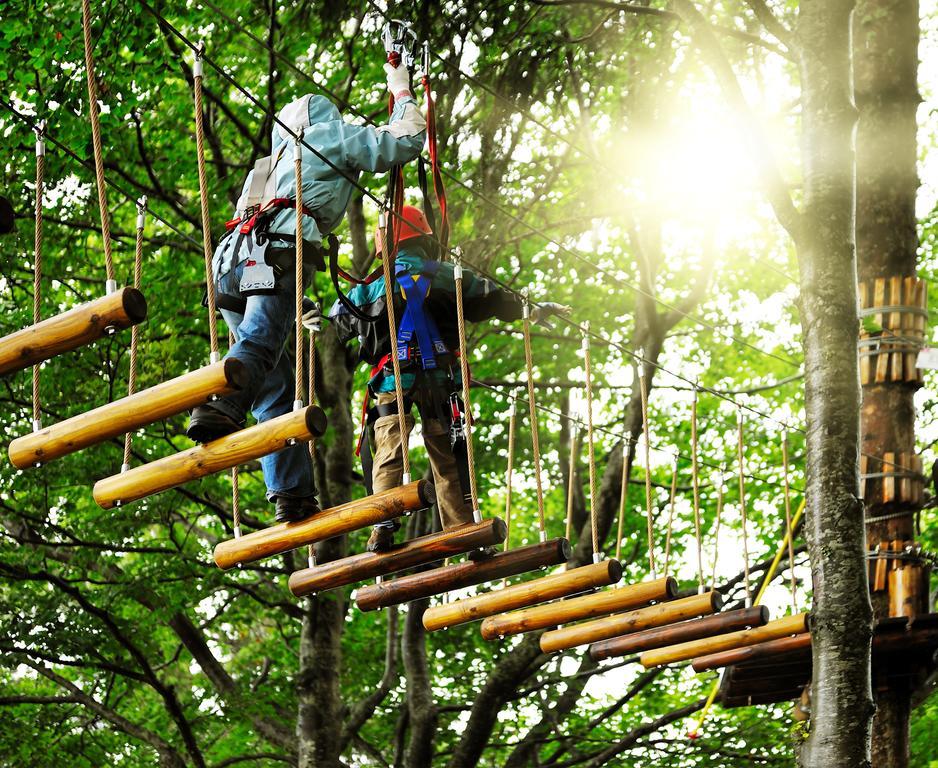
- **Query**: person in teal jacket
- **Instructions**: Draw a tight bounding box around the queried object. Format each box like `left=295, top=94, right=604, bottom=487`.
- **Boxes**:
left=329, top=205, right=569, bottom=553
left=187, top=63, right=426, bottom=524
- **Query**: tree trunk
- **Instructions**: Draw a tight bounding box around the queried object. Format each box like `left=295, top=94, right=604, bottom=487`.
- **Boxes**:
left=797, top=2, right=874, bottom=766
left=296, top=324, right=356, bottom=768
left=853, top=2, right=922, bottom=766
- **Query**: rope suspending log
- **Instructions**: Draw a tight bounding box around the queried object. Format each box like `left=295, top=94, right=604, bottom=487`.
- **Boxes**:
left=294, top=132, right=305, bottom=411
left=80, top=0, right=116, bottom=291
left=522, top=292, right=547, bottom=539
left=31, top=122, right=45, bottom=433
left=565, top=418, right=580, bottom=549
left=454, top=251, right=481, bottom=521
left=307, top=331, right=317, bottom=566
left=230, top=330, right=242, bottom=541
left=663, top=454, right=679, bottom=578
left=710, top=467, right=726, bottom=590
left=192, top=44, right=221, bottom=362
left=638, top=361, right=656, bottom=578
left=504, top=393, right=518, bottom=552
left=614, top=432, right=631, bottom=563
left=736, top=406, right=752, bottom=607
left=581, top=324, right=600, bottom=561
left=691, top=386, right=705, bottom=592
left=122, top=196, right=147, bottom=472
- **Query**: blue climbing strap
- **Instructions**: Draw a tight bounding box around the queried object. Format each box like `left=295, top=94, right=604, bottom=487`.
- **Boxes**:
left=395, top=262, right=448, bottom=370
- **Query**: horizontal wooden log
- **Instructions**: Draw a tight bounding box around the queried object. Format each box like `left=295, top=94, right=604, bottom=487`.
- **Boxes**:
left=640, top=612, right=808, bottom=668
left=289, top=517, right=507, bottom=596
left=538, top=590, right=722, bottom=653
left=481, top=576, right=678, bottom=641
left=356, top=538, right=572, bottom=612
left=589, top=605, right=769, bottom=661
left=0, top=288, right=147, bottom=376
left=9, top=359, right=246, bottom=468
left=93, top=405, right=328, bottom=509
left=214, top=480, right=434, bottom=569
left=422, top=559, right=623, bottom=633
left=692, top=627, right=810, bottom=672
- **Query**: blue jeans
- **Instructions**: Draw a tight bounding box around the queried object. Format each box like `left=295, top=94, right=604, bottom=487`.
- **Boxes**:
left=211, top=256, right=316, bottom=503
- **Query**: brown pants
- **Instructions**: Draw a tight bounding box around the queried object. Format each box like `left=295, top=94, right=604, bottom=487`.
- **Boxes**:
left=371, top=392, right=474, bottom=530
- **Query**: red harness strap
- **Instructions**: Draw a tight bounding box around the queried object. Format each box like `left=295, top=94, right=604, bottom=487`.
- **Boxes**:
left=420, top=73, right=449, bottom=253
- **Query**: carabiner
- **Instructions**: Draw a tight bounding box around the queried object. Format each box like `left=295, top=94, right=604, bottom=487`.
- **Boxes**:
left=381, top=19, right=418, bottom=69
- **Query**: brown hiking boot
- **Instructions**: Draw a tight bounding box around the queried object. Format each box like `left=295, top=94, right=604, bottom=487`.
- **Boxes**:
left=367, top=526, right=396, bottom=553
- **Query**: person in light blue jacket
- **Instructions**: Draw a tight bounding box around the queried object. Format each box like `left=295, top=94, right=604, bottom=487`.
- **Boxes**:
left=187, top=63, right=426, bottom=524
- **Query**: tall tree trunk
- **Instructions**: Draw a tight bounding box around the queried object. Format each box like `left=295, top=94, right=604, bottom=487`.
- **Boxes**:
left=797, top=2, right=875, bottom=766
left=296, top=325, right=356, bottom=768
left=853, top=2, right=922, bottom=766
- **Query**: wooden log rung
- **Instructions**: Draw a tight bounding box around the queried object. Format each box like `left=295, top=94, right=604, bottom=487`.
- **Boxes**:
left=289, top=517, right=508, bottom=596
left=93, top=405, right=327, bottom=510
left=355, top=538, right=572, bottom=612
left=0, top=287, right=147, bottom=377
left=692, top=629, right=811, bottom=672
left=588, top=605, right=768, bottom=661
left=422, top=559, right=624, bottom=633
left=213, top=480, right=434, bottom=569
left=481, top=576, right=679, bottom=642
left=8, top=359, right=247, bottom=468
left=640, top=612, right=809, bottom=668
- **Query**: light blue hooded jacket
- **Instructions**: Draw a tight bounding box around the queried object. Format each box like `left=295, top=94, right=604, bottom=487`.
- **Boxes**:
left=212, top=92, right=426, bottom=279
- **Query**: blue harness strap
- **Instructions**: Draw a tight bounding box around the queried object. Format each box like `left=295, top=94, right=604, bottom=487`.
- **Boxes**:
left=395, top=262, right=448, bottom=370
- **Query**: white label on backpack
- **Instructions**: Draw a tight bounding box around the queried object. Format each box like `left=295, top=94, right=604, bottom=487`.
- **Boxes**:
left=239, top=234, right=275, bottom=292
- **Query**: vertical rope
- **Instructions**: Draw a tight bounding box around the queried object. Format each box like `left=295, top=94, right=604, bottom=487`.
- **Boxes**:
left=453, top=254, right=480, bottom=520
left=581, top=325, right=599, bottom=562
left=638, top=361, right=656, bottom=577
left=229, top=331, right=241, bottom=539
left=192, top=47, right=220, bottom=361
left=504, top=393, right=518, bottom=551
left=378, top=209, right=411, bottom=483
left=80, top=0, right=116, bottom=288
left=294, top=134, right=305, bottom=410
left=308, top=332, right=317, bottom=567
left=710, top=466, right=725, bottom=589
left=736, top=406, right=752, bottom=607
left=691, top=386, right=705, bottom=593
left=565, top=420, right=580, bottom=545
left=782, top=429, right=797, bottom=613
left=521, top=295, right=546, bottom=538
left=31, top=124, right=45, bottom=433
left=663, top=453, right=678, bottom=578
left=121, top=197, right=147, bottom=472
left=614, top=432, right=631, bottom=563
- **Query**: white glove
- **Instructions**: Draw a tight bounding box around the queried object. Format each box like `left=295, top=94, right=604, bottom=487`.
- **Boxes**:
left=301, top=302, right=322, bottom=333
left=385, top=62, right=411, bottom=96
left=530, top=302, right=572, bottom=329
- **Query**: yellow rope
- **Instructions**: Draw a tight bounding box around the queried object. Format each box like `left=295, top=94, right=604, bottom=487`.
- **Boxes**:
left=614, top=433, right=631, bottom=563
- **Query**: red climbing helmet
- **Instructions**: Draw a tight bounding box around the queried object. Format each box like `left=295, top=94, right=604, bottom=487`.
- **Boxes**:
left=376, top=205, right=433, bottom=254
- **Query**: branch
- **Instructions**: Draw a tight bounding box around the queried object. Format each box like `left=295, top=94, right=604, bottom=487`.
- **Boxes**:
left=744, top=0, right=795, bottom=51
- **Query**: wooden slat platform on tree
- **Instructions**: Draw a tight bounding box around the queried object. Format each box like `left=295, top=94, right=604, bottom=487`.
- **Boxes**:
left=589, top=605, right=768, bottom=661
left=422, top=559, right=623, bottom=633
left=92, top=405, right=328, bottom=509
left=480, top=575, right=678, bottom=641
left=213, top=480, right=435, bottom=570
left=640, top=612, right=808, bottom=668
left=289, top=517, right=508, bottom=596
left=8, top=359, right=247, bottom=468
left=0, top=287, right=147, bottom=377
left=539, top=589, right=724, bottom=653
left=355, top=538, right=572, bottom=612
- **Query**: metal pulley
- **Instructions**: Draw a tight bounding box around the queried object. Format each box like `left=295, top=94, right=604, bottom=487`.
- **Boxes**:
left=381, top=19, right=418, bottom=68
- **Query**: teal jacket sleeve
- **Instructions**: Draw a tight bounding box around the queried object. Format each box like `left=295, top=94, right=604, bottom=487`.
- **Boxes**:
left=340, top=95, right=426, bottom=173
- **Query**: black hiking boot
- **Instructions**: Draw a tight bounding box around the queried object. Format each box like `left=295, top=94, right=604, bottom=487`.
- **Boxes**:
left=367, top=526, right=396, bottom=553
left=186, top=405, right=244, bottom=444
left=274, top=496, right=321, bottom=524
left=467, top=546, right=498, bottom=563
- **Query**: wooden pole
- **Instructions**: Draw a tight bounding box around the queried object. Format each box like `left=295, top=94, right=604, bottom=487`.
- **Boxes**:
left=356, top=538, right=571, bottom=612
left=9, top=359, right=246, bottom=468
left=422, top=559, right=622, bottom=632
left=538, top=589, right=722, bottom=653
left=692, top=630, right=811, bottom=672
left=589, top=605, right=768, bottom=661
left=639, top=612, right=808, bottom=668
left=93, top=405, right=327, bottom=509
left=481, top=576, right=678, bottom=641
left=289, top=517, right=507, bottom=596
left=0, top=287, right=146, bottom=377
left=214, top=480, right=434, bottom=569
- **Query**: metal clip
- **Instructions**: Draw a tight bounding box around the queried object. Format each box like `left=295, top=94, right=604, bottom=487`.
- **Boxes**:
left=193, top=41, right=205, bottom=78
left=34, top=120, right=46, bottom=156
left=381, top=19, right=418, bottom=69
left=136, top=195, right=148, bottom=231
left=293, top=127, right=304, bottom=160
